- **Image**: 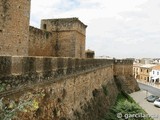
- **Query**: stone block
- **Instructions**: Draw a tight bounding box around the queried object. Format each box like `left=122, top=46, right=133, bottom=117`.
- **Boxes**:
left=0, top=56, right=11, bottom=77
left=22, top=57, right=36, bottom=75
left=11, top=56, right=23, bottom=75
left=35, top=57, right=44, bottom=73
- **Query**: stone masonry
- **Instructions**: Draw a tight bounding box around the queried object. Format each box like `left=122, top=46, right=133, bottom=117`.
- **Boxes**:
left=0, top=56, right=139, bottom=120
left=29, top=26, right=54, bottom=56
left=0, top=1, right=86, bottom=58
left=41, top=18, right=87, bottom=58
left=0, top=0, right=30, bottom=56
left=0, top=1, right=140, bottom=120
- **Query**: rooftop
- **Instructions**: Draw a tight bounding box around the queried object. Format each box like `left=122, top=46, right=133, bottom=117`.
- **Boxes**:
left=133, top=63, right=143, bottom=67
left=152, top=65, right=160, bottom=70
left=140, top=64, right=156, bottom=68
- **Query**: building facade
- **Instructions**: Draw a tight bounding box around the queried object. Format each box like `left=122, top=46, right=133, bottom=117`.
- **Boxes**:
left=139, top=64, right=156, bottom=82
left=149, top=65, right=160, bottom=83
left=133, top=63, right=142, bottom=79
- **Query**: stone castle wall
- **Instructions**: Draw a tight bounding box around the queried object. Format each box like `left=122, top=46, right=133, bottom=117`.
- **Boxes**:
left=41, top=18, right=87, bottom=58
left=51, top=31, right=77, bottom=57
left=41, top=18, right=87, bottom=35
left=29, top=26, right=55, bottom=56
left=0, top=0, right=30, bottom=56
left=75, top=31, right=85, bottom=58
left=114, top=59, right=133, bottom=76
left=0, top=1, right=86, bottom=58
left=28, top=18, right=86, bottom=58
left=0, top=56, right=139, bottom=119
left=0, top=56, right=138, bottom=94
left=0, top=1, right=140, bottom=119
left=114, top=59, right=139, bottom=93
left=0, top=56, right=113, bottom=92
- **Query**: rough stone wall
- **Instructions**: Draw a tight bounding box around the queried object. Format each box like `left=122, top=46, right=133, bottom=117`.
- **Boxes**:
left=114, top=60, right=140, bottom=93
left=0, top=0, right=3, bottom=31
left=51, top=31, right=76, bottom=57
left=75, top=32, right=85, bottom=58
left=0, top=4, right=86, bottom=58
left=0, top=56, right=113, bottom=92
left=114, top=60, right=133, bottom=76
left=29, top=26, right=55, bottom=56
left=41, top=18, right=87, bottom=58
left=41, top=18, right=87, bottom=35
left=0, top=57, right=139, bottom=119
left=0, top=58, right=117, bottom=120
left=0, top=0, right=30, bottom=56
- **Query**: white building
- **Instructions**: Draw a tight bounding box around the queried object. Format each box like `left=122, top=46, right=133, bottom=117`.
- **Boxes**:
left=140, top=58, right=153, bottom=64
left=152, top=59, right=160, bottom=64
left=149, top=65, right=160, bottom=83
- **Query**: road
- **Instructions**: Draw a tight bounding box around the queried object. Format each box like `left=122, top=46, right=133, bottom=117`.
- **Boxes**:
left=138, top=82, right=160, bottom=97
left=130, top=91, right=160, bottom=120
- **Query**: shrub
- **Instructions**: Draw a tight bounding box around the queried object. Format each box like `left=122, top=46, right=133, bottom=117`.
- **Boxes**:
left=102, top=93, right=153, bottom=120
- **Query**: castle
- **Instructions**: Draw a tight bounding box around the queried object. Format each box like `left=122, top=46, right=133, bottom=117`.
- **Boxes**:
left=0, top=1, right=139, bottom=120
left=0, top=0, right=87, bottom=58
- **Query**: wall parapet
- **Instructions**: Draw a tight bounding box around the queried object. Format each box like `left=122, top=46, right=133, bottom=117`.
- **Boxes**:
left=29, top=26, right=54, bottom=56
left=0, top=56, right=116, bottom=92
left=114, top=59, right=133, bottom=64
left=0, top=56, right=133, bottom=93
left=0, top=56, right=138, bottom=119
left=29, top=26, right=52, bottom=38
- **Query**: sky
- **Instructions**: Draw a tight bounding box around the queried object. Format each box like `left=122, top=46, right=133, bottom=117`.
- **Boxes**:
left=30, top=0, right=160, bottom=58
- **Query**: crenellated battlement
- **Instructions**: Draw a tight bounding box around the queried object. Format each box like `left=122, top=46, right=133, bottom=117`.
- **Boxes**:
left=0, top=56, right=133, bottom=92
left=0, top=1, right=140, bottom=119
left=114, top=59, right=134, bottom=64
left=29, top=26, right=52, bottom=39
left=0, top=56, right=139, bottom=119
left=114, top=59, right=134, bottom=76
left=41, top=18, right=87, bottom=35
left=0, top=1, right=86, bottom=58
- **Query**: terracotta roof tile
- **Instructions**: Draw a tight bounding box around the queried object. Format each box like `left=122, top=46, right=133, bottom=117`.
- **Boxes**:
left=152, top=65, right=160, bottom=70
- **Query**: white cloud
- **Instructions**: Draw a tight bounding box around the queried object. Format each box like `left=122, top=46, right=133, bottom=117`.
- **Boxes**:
left=30, top=0, right=160, bottom=58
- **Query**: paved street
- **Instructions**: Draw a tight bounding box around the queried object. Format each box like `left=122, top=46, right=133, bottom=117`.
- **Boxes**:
left=138, top=82, right=160, bottom=97
left=130, top=90, right=160, bottom=120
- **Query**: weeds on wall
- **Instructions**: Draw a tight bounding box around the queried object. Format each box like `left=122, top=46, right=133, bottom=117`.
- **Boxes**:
left=0, top=92, right=40, bottom=120
left=102, top=85, right=108, bottom=96
left=0, top=85, right=5, bottom=92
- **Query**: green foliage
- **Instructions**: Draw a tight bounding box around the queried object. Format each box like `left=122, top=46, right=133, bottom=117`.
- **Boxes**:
left=0, top=92, right=40, bottom=120
left=102, top=93, right=153, bottom=120
left=121, top=91, right=135, bottom=103
left=0, top=98, right=33, bottom=120
left=102, top=85, right=108, bottom=96
left=0, top=84, right=5, bottom=92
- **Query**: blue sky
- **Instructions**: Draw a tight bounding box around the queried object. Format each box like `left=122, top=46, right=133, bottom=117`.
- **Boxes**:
left=30, top=0, right=160, bottom=58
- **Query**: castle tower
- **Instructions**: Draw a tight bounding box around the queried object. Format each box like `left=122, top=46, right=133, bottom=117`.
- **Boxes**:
left=41, top=18, right=87, bottom=58
left=0, top=0, right=31, bottom=56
